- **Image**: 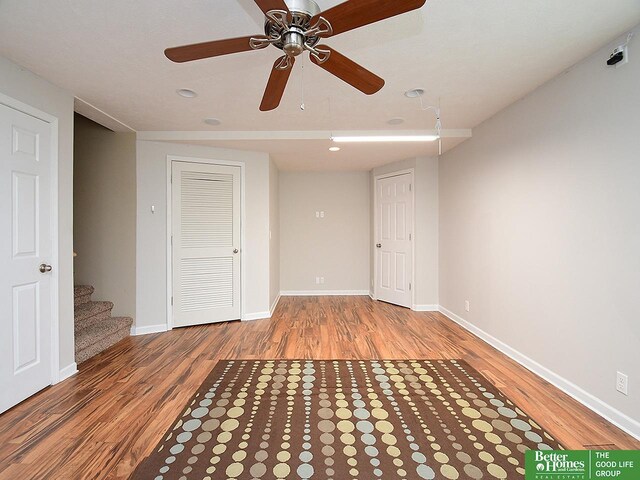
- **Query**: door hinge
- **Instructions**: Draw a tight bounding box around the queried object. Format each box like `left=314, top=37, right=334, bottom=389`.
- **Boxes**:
left=409, top=233, right=412, bottom=241
left=409, top=183, right=412, bottom=192
left=171, top=296, right=174, bottom=306
left=409, top=283, right=412, bottom=291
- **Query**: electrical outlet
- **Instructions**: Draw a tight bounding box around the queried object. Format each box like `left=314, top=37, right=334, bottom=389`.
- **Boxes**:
left=320, top=211, right=325, bottom=218
left=465, top=300, right=470, bottom=312
left=320, top=277, right=325, bottom=284
left=315, top=211, right=320, bottom=218
left=315, top=277, right=320, bottom=285
left=616, top=372, right=628, bottom=395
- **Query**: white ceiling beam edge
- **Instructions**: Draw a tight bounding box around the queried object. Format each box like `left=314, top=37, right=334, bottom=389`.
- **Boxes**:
left=137, top=129, right=472, bottom=142
left=74, top=97, right=136, bottom=133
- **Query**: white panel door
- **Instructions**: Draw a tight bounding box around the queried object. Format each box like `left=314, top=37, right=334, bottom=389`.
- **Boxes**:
left=376, top=173, right=413, bottom=308
left=0, top=103, right=53, bottom=413
left=172, top=162, right=241, bottom=327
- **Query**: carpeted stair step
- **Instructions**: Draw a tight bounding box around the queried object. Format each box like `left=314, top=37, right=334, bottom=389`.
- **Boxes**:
left=74, top=285, right=94, bottom=307
left=75, top=316, right=133, bottom=364
left=74, top=301, right=114, bottom=333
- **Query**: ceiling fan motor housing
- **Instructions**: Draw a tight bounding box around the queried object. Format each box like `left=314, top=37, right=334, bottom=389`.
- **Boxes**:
left=266, top=0, right=322, bottom=56
left=286, top=0, right=321, bottom=18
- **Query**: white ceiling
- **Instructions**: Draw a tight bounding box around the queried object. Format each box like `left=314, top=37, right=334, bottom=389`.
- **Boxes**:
left=1, top=0, right=639, bottom=170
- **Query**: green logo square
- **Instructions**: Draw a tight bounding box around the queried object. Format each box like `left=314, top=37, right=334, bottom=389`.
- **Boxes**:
left=526, top=450, right=640, bottom=480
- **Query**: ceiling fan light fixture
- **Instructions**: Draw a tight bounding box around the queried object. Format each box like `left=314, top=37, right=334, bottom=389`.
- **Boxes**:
left=329, top=146, right=341, bottom=152
left=332, top=135, right=439, bottom=143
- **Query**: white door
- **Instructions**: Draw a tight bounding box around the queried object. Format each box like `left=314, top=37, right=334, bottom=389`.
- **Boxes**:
left=375, top=173, right=413, bottom=308
left=0, top=102, right=53, bottom=413
left=172, top=161, right=241, bottom=327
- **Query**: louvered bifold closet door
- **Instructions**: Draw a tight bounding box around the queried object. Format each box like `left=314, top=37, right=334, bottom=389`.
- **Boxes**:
left=172, top=162, right=241, bottom=327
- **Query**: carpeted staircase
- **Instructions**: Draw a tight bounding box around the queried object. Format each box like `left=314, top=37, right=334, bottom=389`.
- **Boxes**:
left=74, top=285, right=133, bottom=364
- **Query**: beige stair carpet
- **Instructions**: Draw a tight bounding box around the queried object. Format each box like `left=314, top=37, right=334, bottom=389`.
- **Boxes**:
left=73, top=285, right=132, bottom=364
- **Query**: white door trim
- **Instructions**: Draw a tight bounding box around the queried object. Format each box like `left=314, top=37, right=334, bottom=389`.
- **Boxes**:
left=0, top=92, right=60, bottom=384
left=373, top=168, right=415, bottom=308
left=166, top=155, right=245, bottom=330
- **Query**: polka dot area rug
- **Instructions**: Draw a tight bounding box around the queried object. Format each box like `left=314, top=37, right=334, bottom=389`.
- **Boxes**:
left=130, top=360, right=563, bottom=479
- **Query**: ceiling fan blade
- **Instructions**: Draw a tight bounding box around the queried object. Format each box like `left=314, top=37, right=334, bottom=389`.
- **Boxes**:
left=310, top=46, right=384, bottom=95
left=260, top=56, right=296, bottom=111
left=254, top=0, right=290, bottom=15
left=165, top=36, right=258, bottom=63
left=313, top=0, right=426, bottom=37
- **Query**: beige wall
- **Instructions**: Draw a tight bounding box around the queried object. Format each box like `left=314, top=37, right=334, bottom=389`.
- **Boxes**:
left=0, top=55, right=76, bottom=373
left=269, top=159, right=280, bottom=308
left=280, top=172, right=370, bottom=293
left=371, top=157, right=439, bottom=307
left=136, top=140, right=273, bottom=328
left=73, top=114, right=136, bottom=318
left=440, top=28, right=640, bottom=427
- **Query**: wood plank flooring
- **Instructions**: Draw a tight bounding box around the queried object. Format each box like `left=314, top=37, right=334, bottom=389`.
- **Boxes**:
left=0, top=296, right=637, bottom=479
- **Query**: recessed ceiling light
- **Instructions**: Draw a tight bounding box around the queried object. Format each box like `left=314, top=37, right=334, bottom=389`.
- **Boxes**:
left=177, top=88, right=197, bottom=98
left=329, top=146, right=341, bottom=152
left=204, top=118, right=221, bottom=126
left=387, top=117, right=405, bottom=125
left=404, top=88, right=425, bottom=98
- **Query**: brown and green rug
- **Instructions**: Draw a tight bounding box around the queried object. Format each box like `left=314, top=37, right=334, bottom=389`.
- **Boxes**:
left=131, top=360, right=563, bottom=479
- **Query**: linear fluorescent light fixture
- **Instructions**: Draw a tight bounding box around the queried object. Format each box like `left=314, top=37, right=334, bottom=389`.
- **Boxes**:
left=331, top=135, right=439, bottom=143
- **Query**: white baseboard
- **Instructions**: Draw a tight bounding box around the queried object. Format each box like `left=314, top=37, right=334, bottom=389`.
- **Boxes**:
left=242, top=296, right=281, bottom=322
left=242, top=311, right=271, bottom=322
left=281, top=290, right=370, bottom=296
left=58, top=362, right=78, bottom=383
left=412, top=304, right=439, bottom=312
left=270, top=294, right=281, bottom=316
left=130, top=324, right=168, bottom=336
left=438, top=305, right=640, bottom=441
left=369, top=291, right=376, bottom=300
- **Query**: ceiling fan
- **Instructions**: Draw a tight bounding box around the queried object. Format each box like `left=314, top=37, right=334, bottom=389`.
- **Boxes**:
left=165, top=0, right=426, bottom=111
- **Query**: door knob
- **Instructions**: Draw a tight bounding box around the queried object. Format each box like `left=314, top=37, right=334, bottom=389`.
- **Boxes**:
left=39, top=264, right=52, bottom=273
left=376, top=244, right=382, bottom=248
left=233, top=249, right=239, bottom=254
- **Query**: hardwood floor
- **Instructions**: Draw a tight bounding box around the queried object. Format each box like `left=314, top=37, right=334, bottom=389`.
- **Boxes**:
left=0, top=296, right=637, bottom=479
